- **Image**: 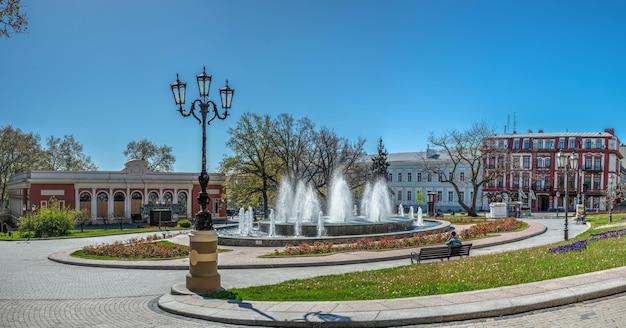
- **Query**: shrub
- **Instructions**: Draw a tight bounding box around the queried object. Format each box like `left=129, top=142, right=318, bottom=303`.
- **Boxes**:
left=178, top=219, right=192, bottom=228
left=18, top=196, right=78, bottom=238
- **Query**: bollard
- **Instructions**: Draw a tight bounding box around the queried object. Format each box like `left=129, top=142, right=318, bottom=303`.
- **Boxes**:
left=186, top=230, right=221, bottom=292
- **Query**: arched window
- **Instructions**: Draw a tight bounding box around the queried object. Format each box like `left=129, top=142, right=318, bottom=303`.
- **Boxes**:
left=148, top=191, right=159, bottom=205
left=79, top=191, right=92, bottom=217
left=177, top=191, right=188, bottom=215
left=131, top=192, right=143, bottom=220
left=113, top=191, right=125, bottom=218
left=97, top=191, right=108, bottom=219
left=163, top=191, right=173, bottom=205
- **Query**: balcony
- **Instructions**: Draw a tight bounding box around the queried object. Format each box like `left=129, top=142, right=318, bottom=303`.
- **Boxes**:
left=582, top=166, right=603, bottom=173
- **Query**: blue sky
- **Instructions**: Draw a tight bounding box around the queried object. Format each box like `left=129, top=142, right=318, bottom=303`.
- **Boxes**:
left=2, top=0, right=626, bottom=173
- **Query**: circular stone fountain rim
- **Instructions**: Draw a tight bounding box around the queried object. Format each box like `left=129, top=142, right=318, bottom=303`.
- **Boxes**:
left=216, top=219, right=450, bottom=247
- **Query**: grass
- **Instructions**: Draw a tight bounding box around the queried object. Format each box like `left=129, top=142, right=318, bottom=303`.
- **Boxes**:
left=0, top=226, right=186, bottom=240
left=205, top=213, right=626, bottom=301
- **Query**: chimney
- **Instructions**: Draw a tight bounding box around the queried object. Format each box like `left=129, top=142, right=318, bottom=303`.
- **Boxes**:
left=538, top=129, right=544, bottom=133
left=604, top=128, right=615, bottom=135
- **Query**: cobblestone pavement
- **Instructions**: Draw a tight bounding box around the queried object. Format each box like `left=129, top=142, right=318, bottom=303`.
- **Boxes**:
left=1, top=218, right=625, bottom=327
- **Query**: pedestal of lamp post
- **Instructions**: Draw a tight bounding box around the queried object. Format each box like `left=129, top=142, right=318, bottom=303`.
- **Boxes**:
left=186, top=230, right=221, bottom=292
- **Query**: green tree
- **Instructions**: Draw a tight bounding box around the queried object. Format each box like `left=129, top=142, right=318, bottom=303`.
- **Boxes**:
left=370, top=137, right=389, bottom=180
left=221, top=113, right=280, bottom=216
left=123, top=139, right=175, bottom=172
left=0, top=0, right=27, bottom=38
left=0, top=125, right=41, bottom=208
left=41, top=135, right=97, bottom=171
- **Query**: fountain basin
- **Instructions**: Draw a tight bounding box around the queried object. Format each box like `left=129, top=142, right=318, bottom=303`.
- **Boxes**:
left=217, top=219, right=449, bottom=247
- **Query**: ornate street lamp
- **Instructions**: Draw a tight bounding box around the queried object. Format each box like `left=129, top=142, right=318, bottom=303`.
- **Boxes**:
left=170, top=67, right=234, bottom=293
left=556, top=150, right=578, bottom=240
left=21, top=204, right=35, bottom=241
left=171, top=67, right=234, bottom=230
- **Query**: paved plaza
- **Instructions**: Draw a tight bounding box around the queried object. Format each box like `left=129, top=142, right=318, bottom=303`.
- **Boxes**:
left=1, top=216, right=625, bottom=327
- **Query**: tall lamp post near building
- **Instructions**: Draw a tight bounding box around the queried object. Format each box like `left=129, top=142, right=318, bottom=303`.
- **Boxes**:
left=608, top=174, right=615, bottom=223
left=170, top=67, right=234, bottom=293
left=21, top=204, right=36, bottom=241
left=556, top=150, right=578, bottom=241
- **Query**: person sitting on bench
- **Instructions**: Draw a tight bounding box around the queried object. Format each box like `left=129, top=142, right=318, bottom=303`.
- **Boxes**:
left=446, top=231, right=462, bottom=248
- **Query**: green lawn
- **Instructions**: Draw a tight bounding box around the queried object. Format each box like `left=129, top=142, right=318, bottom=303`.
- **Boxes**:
left=0, top=226, right=185, bottom=240
left=207, top=214, right=626, bottom=301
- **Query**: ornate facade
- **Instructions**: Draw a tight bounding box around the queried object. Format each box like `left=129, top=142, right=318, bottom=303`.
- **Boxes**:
left=7, top=160, right=226, bottom=223
left=482, top=128, right=622, bottom=212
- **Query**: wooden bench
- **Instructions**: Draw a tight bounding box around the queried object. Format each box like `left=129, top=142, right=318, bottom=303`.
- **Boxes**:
left=410, top=244, right=473, bottom=264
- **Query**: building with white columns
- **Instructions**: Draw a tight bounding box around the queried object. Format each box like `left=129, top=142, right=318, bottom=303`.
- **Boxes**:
left=7, top=160, right=226, bottom=223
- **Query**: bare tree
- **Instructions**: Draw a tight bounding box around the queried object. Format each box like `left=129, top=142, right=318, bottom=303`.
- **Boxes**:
left=424, top=121, right=508, bottom=216
left=0, top=0, right=28, bottom=38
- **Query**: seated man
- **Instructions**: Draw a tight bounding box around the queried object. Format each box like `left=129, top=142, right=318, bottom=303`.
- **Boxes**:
left=446, top=231, right=462, bottom=248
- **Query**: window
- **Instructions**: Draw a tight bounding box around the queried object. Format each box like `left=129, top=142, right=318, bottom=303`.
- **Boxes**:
left=559, top=139, right=565, bottom=149
left=546, top=140, right=554, bottom=149
left=407, top=191, right=412, bottom=201
left=448, top=191, right=454, bottom=202
left=523, top=157, right=530, bottom=169
left=596, top=139, right=603, bottom=149
left=523, top=139, right=529, bottom=149
left=545, top=157, right=550, bottom=167
left=397, top=173, right=402, bottom=182
left=594, top=158, right=601, bottom=171
left=407, top=172, right=412, bottom=182
left=397, top=190, right=402, bottom=201
left=593, top=177, right=600, bottom=190
left=514, top=139, right=520, bottom=149
left=460, top=172, right=465, bottom=182
left=523, top=175, right=530, bottom=187
left=537, top=158, right=543, bottom=168
left=448, top=172, right=453, bottom=180
left=459, top=191, right=465, bottom=203
left=537, top=140, right=544, bottom=149
left=585, top=158, right=592, bottom=169
left=388, top=173, right=392, bottom=182
left=417, top=172, right=422, bottom=182
left=513, top=174, right=520, bottom=188
left=585, top=139, right=591, bottom=149
left=436, top=191, right=442, bottom=202
left=427, top=173, right=432, bottom=182
left=569, top=139, right=576, bottom=149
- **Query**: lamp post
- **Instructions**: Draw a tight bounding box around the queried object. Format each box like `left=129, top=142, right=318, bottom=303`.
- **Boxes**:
left=21, top=204, right=35, bottom=241
left=171, top=67, right=234, bottom=293
left=171, top=67, right=234, bottom=230
left=556, top=150, right=578, bottom=241
left=608, top=174, right=615, bottom=223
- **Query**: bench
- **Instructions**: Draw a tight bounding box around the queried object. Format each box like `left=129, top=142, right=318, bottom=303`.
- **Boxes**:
left=410, top=244, right=472, bottom=264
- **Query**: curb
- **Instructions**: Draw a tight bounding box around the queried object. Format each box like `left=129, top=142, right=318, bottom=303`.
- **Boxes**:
left=157, top=267, right=626, bottom=327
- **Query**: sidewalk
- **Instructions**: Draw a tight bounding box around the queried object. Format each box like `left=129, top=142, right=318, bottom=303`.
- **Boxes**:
left=48, top=218, right=626, bottom=327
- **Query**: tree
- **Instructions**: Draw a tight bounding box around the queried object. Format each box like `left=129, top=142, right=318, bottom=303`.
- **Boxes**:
left=123, top=139, right=175, bottom=172
left=370, top=137, right=390, bottom=180
left=221, top=113, right=280, bottom=216
left=1, top=0, right=27, bottom=38
left=221, top=113, right=367, bottom=215
left=41, top=135, right=97, bottom=171
left=424, top=121, right=506, bottom=216
left=0, top=125, right=41, bottom=208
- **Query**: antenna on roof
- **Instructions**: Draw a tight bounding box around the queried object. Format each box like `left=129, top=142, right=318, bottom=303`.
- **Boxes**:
left=513, top=112, right=517, bottom=134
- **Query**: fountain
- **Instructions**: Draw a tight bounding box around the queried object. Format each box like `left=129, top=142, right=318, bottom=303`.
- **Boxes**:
left=217, top=174, right=448, bottom=246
